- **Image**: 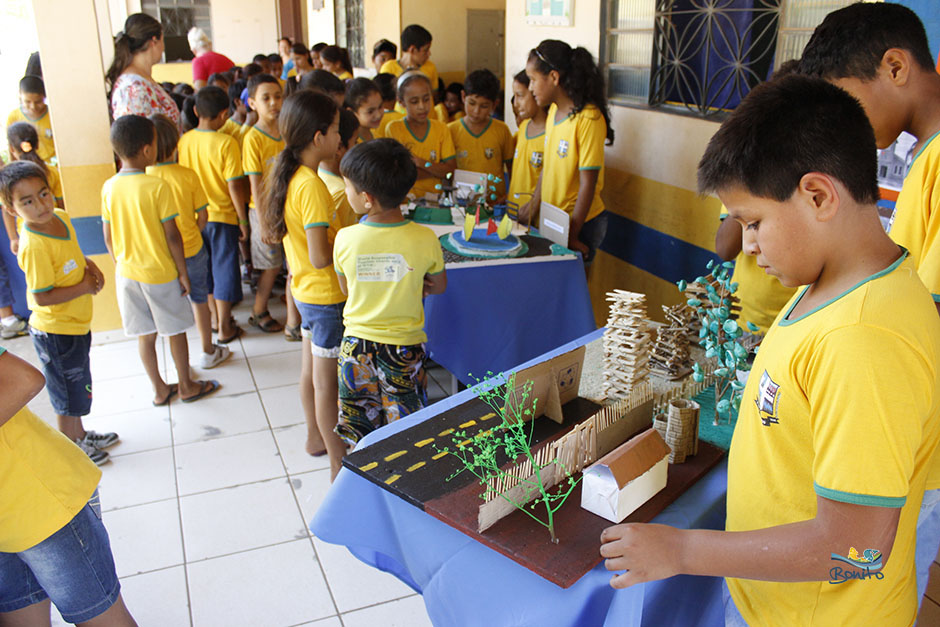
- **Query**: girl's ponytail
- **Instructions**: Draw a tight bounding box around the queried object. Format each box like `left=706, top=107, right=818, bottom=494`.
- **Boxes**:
left=6, top=122, right=49, bottom=175
left=262, top=148, right=300, bottom=243
left=565, top=47, right=614, bottom=145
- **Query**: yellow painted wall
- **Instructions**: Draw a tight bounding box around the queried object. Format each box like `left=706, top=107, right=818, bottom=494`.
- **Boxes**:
left=364, top=0, right=401, bottom=69
left=210, top=0, right=279, bottom=63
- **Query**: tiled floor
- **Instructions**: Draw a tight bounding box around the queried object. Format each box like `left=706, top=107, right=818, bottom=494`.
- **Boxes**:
left=3, top=297, right=447, bottom=627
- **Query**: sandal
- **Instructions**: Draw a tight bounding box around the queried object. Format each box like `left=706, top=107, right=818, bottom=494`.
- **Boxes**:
left=153, top=383, right=179, bottom=407
left=181, top=380, right=220, bottom=403
left=284, top=324, right=302, bottom=342
left=217, top=325, right=244, bottom=344
left=211, top=316, right=236, bottom=334
left=248, top=310, right=284, bottom=333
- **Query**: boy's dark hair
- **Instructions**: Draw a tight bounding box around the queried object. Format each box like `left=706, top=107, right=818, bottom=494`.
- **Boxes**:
left=799, top=3, right=934, bottom=81
left=173, top=82, right=194, bottom=96
left=340, top=138, right=417, bottom=208
left=248, top=73, right=280, bottom=98
left=463, top=69, right=500, bottom=102
left=170, top=91, right=187, bottom=115
left=252, top=53, right=268, bottom=65
left=344, top=77, right=380, bottom=110
left=445, top=81, right=464, bottom=97
left=208, top=72, right=230, bottom=88
left=0, top=161, right=49, bottom=208
left=243, top=63, right=264, bottom=80
left=338, top=108, right=361, bottom=146
left=373, top=38, right=397, bottom=59
left=194, top=86, right=229, bottom=119
left=228, top=79, right=247, bottom=110
left=300, top=69, right=345, bottom=96
left=160, top=81, right=175, bottom=93
left=267, top=53, right=282, bottom=66
left=698, top=74, right=879, bottom=205
left=19, top=75, right=45, bottom=96
left=373, top=73, right=397, bottom=103
left=291, top=42, right=309, bottom=56
left=110, top=114, right=156, bottom=160
left=149, top=113, right=179, bottom=163
left=401, top=24, right=432, bottom=52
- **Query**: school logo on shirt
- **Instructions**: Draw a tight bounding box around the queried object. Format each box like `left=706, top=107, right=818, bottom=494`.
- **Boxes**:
left=356, top=254, right=413, bottom=282
left=429, top=150, right=438, bottom=161
left=44, top=128, right=53, bottom=139
left=530, top=151, right=543, bottom=169
left=755, top=370, right=780, bottom=426
left=63, top=258, right=78, bottom=275
left=829, top=547, right=884, bottom=583
left=484, top=148, right=494, bottom=159
left=457, top=150, right=469, bottom=160
left=557, top=139, right=569, bottom=158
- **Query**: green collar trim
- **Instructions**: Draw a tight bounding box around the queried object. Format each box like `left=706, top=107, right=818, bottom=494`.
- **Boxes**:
left=116, top=171, right=144, bottom=176
left=155, top=161, right=176, bottom=166
left=362, top=220, right=408, bottom=228
left=404, top=119, right=430, bottom=143
left=461, top=117, right=492, bottom=138
left=779, top=248, right=908, bottom=326
left=252, top=126, right=282, bottom=142
left=911, top=130, right=940, bottom=166
left=525, top=121, right=545, bottom=141
left=20, top=107, right=47, bottom=123
left=25, top=213, right=70, bottom=240
left=317, top=166, right=342, bottom=180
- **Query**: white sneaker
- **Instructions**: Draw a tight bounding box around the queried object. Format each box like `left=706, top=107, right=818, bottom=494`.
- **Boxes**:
left=199, top=344, right=232, bottom=369
left=75, top=438, right=110, bottom=465
left=0, top=315, right=28, bottom=339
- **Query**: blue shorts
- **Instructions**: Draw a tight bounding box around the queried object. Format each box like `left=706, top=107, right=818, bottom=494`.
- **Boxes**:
left=185, top=244, right=210, bottom=305
left=0, top=492, right=121, bottom=623
left=0, top=254, right=13, bottom=309
left=916, top=488, right=940, bottom=606
left=30, top=329, right=92, bottom=417
left=578, top=212, right=609, bottom=265
left=294, top=297, right=345, bottom=357
left=202, top=222, right=242, bottom=303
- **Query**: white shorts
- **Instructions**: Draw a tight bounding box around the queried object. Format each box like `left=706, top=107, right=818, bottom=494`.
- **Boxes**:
left=117, top=274, right=195, bottom=337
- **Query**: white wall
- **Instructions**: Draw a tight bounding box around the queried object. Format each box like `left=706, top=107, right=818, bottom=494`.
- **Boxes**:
left=209, top=0, right=279, bottom=62
left=306, top=0, right=335, bottom=47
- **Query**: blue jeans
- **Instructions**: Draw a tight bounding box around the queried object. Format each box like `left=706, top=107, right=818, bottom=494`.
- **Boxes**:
left=917, top=488, right=940, bottom=608
left=0, top=252, right=14, bottom=309
left=722, top=580, right=749, bottom=626
left=30, top=329, right=92, bottom=417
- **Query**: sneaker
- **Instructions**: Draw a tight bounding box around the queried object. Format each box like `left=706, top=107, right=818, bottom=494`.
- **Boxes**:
left=0, top=315, right=28, bottom=339
left=82, top=430, right=120, bottom=449
left=75, top=438, right=110, bottom=466
left=199, top=343, right=232, bottom=369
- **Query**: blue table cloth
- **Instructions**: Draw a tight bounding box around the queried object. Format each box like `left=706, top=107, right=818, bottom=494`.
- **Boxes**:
left=423, top=256, right=596, bottom=385
left=311, top=330, right=727, bottom=626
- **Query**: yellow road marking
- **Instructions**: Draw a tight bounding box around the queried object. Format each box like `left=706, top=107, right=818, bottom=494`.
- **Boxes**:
left=406, top=461, right=426, bottom=472
left=414, top=438, right=434, bottom=448
left=359, top=462, right=378, bottom=472
left=384, top=450, right=407, bottom=462
left=385, top=474, right=401, bottom=484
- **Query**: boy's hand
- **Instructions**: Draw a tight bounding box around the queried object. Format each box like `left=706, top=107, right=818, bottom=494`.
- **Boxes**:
left=571, top=239, right=589, bottom=258
left=239, top=223, right=250, bottom=242
left=599, top=523, right=682, bottom=589
left=178, top=274, right=191, bottom=297
left=9, top=237, right=18, bottom=255
left=81, top=268, right=101, bottom=295
left=85, top=258, right=105, bottom=292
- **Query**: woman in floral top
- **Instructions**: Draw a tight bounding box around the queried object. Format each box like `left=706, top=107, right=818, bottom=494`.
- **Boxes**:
left=107, top=13, right=179, bottom=125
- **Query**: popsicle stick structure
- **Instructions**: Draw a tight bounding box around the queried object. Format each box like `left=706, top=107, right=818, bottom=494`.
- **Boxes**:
left=602, top=290, right=651, bottom=400
left=648, top=311, right=692, bottom=380
left=653, top=398, right=701, bottom=464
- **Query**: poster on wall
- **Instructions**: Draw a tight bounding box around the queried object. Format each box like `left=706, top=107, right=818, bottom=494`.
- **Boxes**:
left=526, top=0, right=574, bottom=26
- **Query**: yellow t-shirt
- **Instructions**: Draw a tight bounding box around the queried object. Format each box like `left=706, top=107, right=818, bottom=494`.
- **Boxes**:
left=242, top=126, right=284, bottom=209
left=7, top=107, right=56, bottom=164
left=719, top=208, right=796, bottom=334
left=433, top=103, right=449, bottom=124
left=17, top=209, right=92, bottom=335
left=219, top=117, right=247, bottom=148
left=385, top=118, right=455, bottom=199
left=333, top=220, right=444, bottom=345
left=318, top=166, right=357, bottom=229
left=282, top=165, right=345, bottom=305
left=146, top=162, right=208, bottom=258
left=0, top=378, right=101, bottom=553
left=541, top=103, right=607, bottom=222
left=336, top=70, right=353, bottom=81
left=448, top=118, right=514, bottom=198
left=381, top=59, right=440, bottom=115
left=375, top=110, right=405, bottom=138
left=177, top=128, right=244, bottom=225
left=726, top=253, right=940, bottom=626
left=508, top=119, right=545, bottom=215
left=100, top=172, right=179, bottom=284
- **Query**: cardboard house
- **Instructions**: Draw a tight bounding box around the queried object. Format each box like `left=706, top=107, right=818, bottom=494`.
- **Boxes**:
left=580, top=428, right=671, bottom=523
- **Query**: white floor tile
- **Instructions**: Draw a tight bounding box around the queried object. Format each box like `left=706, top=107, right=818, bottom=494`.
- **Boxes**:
left=247, top=350, right=305, bottom=390
left=291, top=470, right=334, bottom=532
left=293, top=617, right=342, bottom=627
left=272, top=423, right=332, bottom=475
left=86, top=406, right=172, bottom=457
left=98, top=447, right=177, bottom=510
left=238, top=330, right=303, bottom=359
left=180, top=478, right=308, bottom=562
left=119, top=566, right=191, bottom=627
left=313, top=537, right=414, bottom=613
left=175, top=430, right=285, bottom=495
left=92, top=373, right=166, bottom=417
left=340, top=595, right=430, bottom=627
left=186, top=539, right=336, bottom=627
left=259, top=383, right=306, bottom=428
left=103, top=499, right=184, bottom=577
left=90, top=338, right=166, bottom=382
left=171, top=390, right=269, bottom=445
left=195, top=357, right=256, bottom=398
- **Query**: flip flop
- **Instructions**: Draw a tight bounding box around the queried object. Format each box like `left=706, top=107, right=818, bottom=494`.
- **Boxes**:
left=181, top=380, right=220, bottom=403
left=216, top=325, right=244, bottom=345
left=153, top=383, right=179, bottom=406
left=211, top=316, right=237, bottom=334
left=308, top=449, right=328, bottom=457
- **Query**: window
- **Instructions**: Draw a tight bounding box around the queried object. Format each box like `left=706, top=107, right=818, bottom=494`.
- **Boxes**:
left=141, top=0, right=212, bottom=62
left=335, top=0, right=365, bottom=69
left=602, top=0, right=857, bottom=116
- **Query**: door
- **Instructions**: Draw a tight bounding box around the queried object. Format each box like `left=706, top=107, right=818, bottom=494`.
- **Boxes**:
left=466, top=9, right=505, bottom=82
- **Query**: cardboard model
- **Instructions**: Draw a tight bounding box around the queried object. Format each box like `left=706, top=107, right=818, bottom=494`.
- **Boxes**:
left=581, top=428, right=671, bottom=523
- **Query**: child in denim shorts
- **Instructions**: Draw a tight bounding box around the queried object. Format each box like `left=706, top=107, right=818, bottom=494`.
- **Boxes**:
left=0, top=347, right=137, bottom=625
left=0, top=161, right=117, bottom=465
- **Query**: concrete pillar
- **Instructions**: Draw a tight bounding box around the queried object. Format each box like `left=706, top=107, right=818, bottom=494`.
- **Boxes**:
left=32, top=0, right=121, bottom=331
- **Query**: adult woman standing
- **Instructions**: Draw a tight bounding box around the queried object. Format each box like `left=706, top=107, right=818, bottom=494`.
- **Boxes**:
left=189, top=28, right=234, bottom=89
left=107, top=14, right=179, bottom=125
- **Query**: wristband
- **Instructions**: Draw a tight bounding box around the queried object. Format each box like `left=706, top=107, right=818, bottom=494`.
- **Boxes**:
left=239, top=219, right=249, bottom=226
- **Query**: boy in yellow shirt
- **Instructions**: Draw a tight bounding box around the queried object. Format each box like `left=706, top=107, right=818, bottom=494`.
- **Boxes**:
left=6, top=75, right=56, bottom=164
left=799, top=4, right=940, bottom=606
left=0, top=161, right=116, bottom=465
left=242, top=74, right=286, bottom=334
left=372, top=73, right=404, bottom=138
left=600, top=76, right=940, bottom=626
left=334, top=138, right=446, bottom=445
left=0, top=348, right=137, bottom=625
left=318, top=109, right=360, bottom=228
left=380, top=24, right=438, bottom=114
left=178, top=86, right=248, bottom=344
left=448, top=69, right=514, bottom=200
left=103, top=115, right=219, bottom=406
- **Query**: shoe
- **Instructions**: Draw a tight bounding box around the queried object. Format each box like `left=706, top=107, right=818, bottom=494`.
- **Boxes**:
left=81, top=430, right=119, bottom=449
left=199, top=343, right=232, bottom=369
left=284, top=324, right=302, bottom=342
left=75, top=438, right=110, bottom=465
left=0, top=315, right=28, bottom=339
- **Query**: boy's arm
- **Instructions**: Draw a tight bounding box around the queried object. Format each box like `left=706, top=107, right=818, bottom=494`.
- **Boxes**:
left=413, top=156, right=457, bottom=180
left=715, top=215, right=743, bottom=261
left=32, top=267, right=101, bottom=306
left=0, top=350, right=46, bottom=428
left=567, top=169, right=599, bottom=256
left=228, top=179, right=249, bottom=241
left=423, top=269, right=446, bottom=296
left=3, top=211, right=18, bottom=254
left=306, top=227, right=332, bottom=269
left=162, top=219, right=191, bottom=296
left=337, top=273, right=347, bottom=295
left=197, top=207, right=208, bottom=230
left=600, top=496, right=900, bottom=587
left=102, top=221, right=115, bottom=263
